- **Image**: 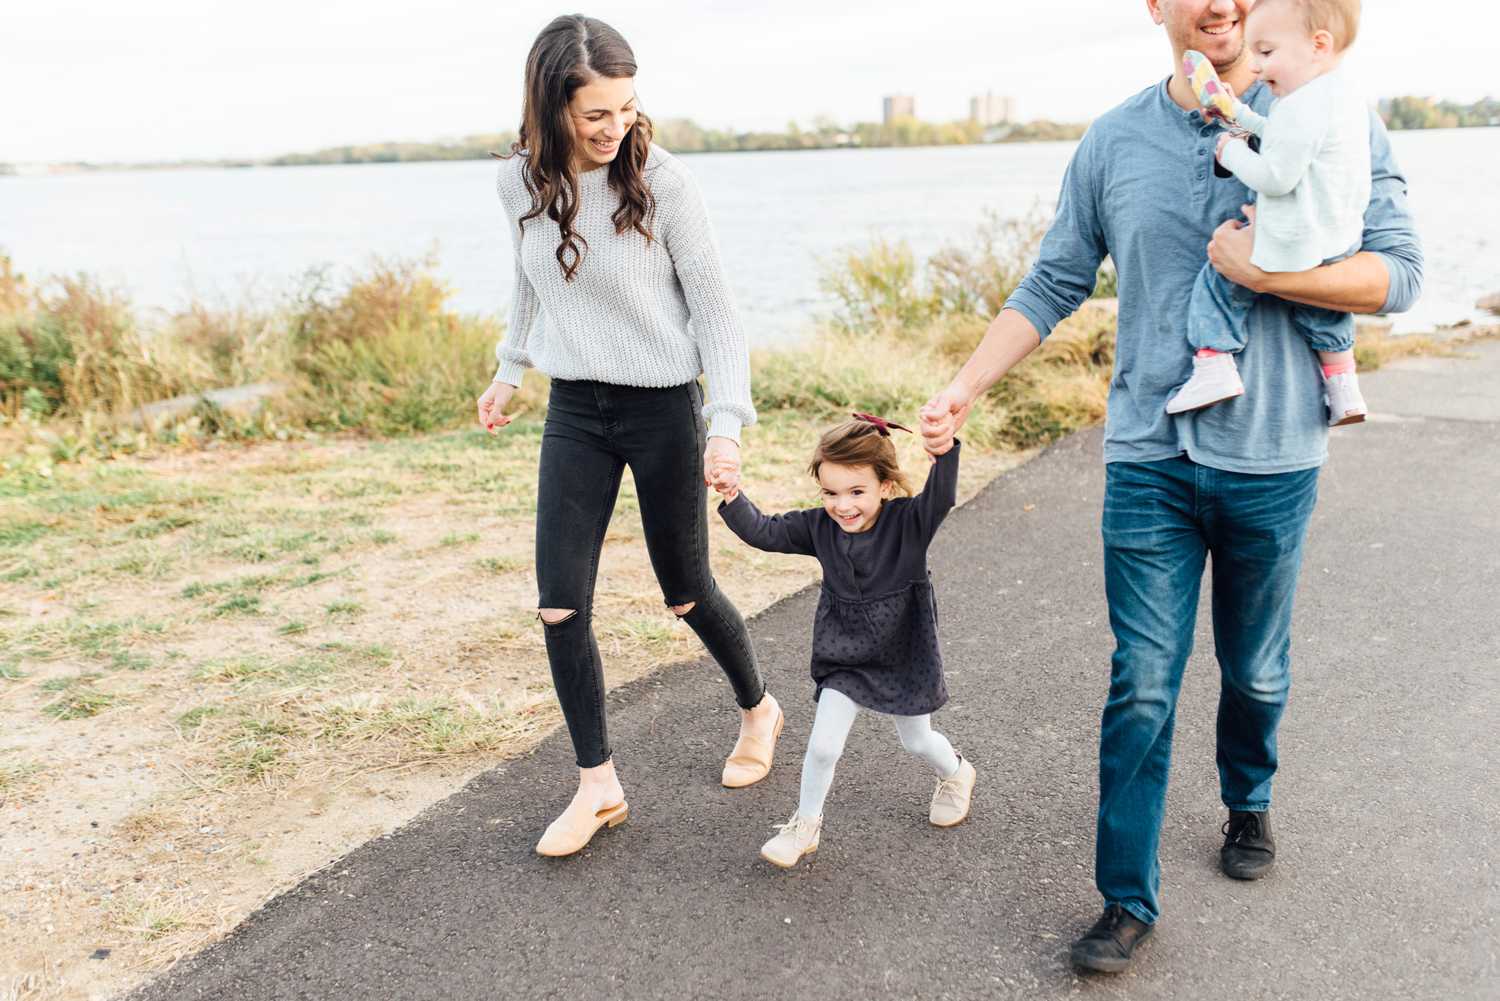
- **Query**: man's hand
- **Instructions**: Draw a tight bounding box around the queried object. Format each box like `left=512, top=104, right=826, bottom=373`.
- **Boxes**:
left=1208, top=204, right=1269, bottom=293
left=919, top=383, right=972, bottom=456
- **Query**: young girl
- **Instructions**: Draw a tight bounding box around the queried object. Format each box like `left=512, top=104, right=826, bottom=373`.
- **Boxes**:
left=711, top=414, right=976, bottom=868
left=1166, top=0, right=1370, bottom=426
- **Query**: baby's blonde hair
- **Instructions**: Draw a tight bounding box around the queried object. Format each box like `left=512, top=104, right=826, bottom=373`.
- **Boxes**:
left=1256, top=0, right=1361, bottom=51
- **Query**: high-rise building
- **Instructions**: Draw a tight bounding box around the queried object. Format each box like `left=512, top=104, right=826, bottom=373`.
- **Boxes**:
left=882, top=95, right=916, bottom=124
left=970, top=92, right=1017, bottom=126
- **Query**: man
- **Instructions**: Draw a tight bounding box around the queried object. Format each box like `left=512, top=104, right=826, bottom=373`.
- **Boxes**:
left=920, top=0, right=1422, bottom=974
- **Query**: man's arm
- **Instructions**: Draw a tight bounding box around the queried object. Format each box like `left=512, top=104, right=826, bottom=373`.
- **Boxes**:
left=924, top=130, right=1106, bottom=432
left=942, top=309, right=1043, bottom=404
left=1208, top=111, right=1424, bottom=315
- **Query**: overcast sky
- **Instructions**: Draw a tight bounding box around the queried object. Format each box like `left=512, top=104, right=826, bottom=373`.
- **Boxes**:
left=5, top=0, right=1497, bottom=163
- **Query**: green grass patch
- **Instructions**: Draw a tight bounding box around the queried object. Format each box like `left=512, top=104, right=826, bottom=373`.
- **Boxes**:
left=42, top=687, right=118, bottom=719
left=1, top=562, right=38, bottom=582
left=127, top=514, right=198, bottom=538
left=439, top=532, right=479, bottom=547
left=475, top=556, right=525, bottom=575
left=219, top=713, right=299, bottom=780
left=175, top=705, right=222, bottom=732
left=289, top=570, right=339, bottom=588
left=2, top=615, right=168, bottom=666
left=0, top=758, right=45, bottom=797
left=110, top=650, right=152, bottom=671
left=313, top=640, right=392, bottom=668
left=0, top=521, right=48, bottom=549
left=276, top=620, right=309, bottom=636
left=324, top=600, right=363, bottom=620
left=193, top=656, right=274, bottom=684
left=310, top=696, right=514, bottom=756
left=211, top=593, right=262, bottom=616
left=40, top=672, right=100, bottom=692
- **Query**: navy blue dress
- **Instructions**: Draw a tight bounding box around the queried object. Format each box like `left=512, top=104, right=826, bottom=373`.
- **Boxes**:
left=718, top=442, right=960, bottom=715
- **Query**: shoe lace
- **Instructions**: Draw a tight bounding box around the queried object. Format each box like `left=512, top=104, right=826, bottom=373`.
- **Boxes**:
left=1222, top=812, right=1263, bottom=844
left=934, top=773, right=965, bottom=800
left=773, top=814, right=811, bottom=837
left=1096, top=904, right=1128, bottom=936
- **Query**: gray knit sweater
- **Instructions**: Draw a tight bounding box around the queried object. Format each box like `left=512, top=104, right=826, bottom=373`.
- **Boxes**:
left=492, top=145, right=756, bottom=442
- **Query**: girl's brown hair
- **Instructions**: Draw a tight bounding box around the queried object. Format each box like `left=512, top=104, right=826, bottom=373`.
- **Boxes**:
left=808, top=420, right=913, bottom=497
left=500, top=15, right=656, bottom=282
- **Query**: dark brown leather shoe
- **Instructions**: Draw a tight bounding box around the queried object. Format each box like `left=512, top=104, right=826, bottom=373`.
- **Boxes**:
left=1069, top=904, right=1154, bottom=973
left=1221, top=809, right=1276, bottom=880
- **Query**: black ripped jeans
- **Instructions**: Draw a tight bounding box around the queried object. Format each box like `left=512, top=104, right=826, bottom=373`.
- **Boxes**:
left=535, top=378, right=765, bottom=768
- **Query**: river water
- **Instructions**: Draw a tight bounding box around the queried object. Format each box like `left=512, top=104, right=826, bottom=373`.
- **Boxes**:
left=2, top=128, right=1495, bottom=343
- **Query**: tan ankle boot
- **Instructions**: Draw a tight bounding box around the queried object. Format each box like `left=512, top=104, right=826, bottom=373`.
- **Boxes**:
left=535, top=799, right=629, bottom=857
left=929, top=755, right=975, bottom=827
left=760, top=812, right=820, bottom=868
left=722, top=696, right=783, bottom=788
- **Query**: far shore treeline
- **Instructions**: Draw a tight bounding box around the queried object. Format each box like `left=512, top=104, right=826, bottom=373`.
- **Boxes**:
left=6, top=96, right=1495, bottom=174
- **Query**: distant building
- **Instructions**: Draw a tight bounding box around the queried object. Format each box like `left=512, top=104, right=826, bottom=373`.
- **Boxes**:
left=970, top=92, right=1017, bottom=126
left=882, top=95, right=916, bottom=124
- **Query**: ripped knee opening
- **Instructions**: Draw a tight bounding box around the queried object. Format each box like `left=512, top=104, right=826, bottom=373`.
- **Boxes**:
left=537, top=608, right=579, bottom=626
left=669, top=601, right=697, bottom=617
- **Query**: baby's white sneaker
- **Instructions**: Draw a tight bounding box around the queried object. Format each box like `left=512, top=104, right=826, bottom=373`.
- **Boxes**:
left=1166, top=352, right=1245, bottom=414
left=1325, top=370, right=1368, bottom=426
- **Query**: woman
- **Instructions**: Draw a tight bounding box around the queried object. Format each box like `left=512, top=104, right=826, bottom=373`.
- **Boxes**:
left=475, top=14, right=783, bottom=858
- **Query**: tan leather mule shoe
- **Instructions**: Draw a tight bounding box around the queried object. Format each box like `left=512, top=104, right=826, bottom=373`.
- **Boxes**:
left=535, top=799, right=629, bottom=857
left=721, top=697, right=784, bottom=788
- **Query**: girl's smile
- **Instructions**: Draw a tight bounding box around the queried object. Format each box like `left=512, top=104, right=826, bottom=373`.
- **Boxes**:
left=818, top=461, right=896, bottom=534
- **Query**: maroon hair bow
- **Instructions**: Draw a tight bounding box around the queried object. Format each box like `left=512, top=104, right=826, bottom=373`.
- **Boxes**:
left=851, top=412, right=912, bottom=437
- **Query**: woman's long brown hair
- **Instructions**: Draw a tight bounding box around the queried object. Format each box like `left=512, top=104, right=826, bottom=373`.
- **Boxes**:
left=499, top=15, right=656, bottom=282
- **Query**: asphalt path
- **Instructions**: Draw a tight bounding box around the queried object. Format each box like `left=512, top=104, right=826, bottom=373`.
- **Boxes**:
left=130, top=341, right=1500, bottom=1001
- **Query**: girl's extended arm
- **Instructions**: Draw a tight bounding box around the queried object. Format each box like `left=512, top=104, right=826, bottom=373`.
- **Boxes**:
left=718, top=493, right=818, bottom=556
left=910, top=439, right=961, bottom=544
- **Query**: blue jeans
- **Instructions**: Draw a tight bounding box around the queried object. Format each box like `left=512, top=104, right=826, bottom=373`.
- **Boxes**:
left=1097, top=456, right=1320, bottom=925
left=1187, top=259, right=1355, bottom=355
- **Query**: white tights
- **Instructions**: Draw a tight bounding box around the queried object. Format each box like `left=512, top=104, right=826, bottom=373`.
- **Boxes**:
left=797, top=688, right=960, bottom=819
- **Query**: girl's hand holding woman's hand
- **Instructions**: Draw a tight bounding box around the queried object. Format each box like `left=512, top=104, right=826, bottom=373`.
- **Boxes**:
left=477, top=380, right=518, bottom=433
left=704, top=437, right=741, bottom=502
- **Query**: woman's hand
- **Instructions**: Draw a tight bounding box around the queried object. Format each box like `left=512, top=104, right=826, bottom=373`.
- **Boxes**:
left=477, top=380, right=518, bottom=434
left=1207, top=204, right=1270, bottom=293
left=704, top=436, right=741, bottom=502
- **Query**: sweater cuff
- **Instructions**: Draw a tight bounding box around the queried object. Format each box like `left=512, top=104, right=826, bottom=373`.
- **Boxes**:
left=1219, top=137, right=1255, bottom=177
left=493, top=358, right=527, bottom=388
left=707, top=412, right=743, bottom=444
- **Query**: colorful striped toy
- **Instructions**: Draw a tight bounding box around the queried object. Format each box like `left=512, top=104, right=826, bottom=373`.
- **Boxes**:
left=1183, top=49, right=1239, bottom=122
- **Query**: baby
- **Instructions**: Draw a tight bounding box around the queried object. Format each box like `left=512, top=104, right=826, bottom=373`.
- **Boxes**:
left=1167, top=0, right=1371, bottom=426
